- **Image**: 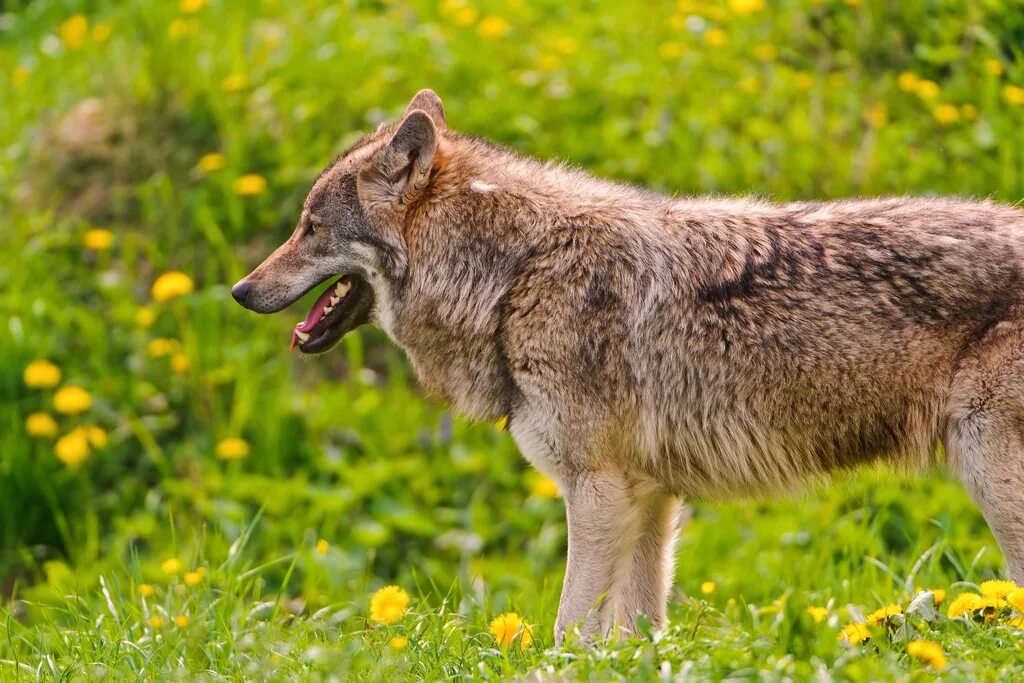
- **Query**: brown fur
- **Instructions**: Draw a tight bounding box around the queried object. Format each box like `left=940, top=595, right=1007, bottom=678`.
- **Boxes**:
left=234, top=91, right=1024, bottom=644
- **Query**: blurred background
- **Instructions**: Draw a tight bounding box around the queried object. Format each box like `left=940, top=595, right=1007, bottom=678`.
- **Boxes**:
left=2, top=0, right=1024, bottom=677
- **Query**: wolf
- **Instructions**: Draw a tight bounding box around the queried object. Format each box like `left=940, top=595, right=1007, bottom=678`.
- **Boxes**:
left=232, top=89, right=1024, bottom=643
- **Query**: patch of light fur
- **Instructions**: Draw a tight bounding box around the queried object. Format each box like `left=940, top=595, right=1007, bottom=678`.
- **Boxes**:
left=470, top=180, right=496, bottom=193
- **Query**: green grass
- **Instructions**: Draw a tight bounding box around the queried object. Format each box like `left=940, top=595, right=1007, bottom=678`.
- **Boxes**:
left=2, top=0, right=1024, bottom=679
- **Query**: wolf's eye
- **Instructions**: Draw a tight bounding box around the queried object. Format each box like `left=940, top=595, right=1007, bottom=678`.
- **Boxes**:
left=304, top=219, right=319, bottom=238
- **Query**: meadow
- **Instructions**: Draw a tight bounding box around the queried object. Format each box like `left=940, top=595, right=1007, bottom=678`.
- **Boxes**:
left=2, top=0, right=1024, bottom=679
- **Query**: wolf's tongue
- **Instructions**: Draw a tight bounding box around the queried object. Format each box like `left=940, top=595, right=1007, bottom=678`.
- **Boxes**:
left=290, top=280, right=343, bottom=350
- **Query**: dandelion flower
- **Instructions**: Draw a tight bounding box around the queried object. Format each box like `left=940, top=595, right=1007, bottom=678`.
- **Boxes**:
left=932, top=104, right=959, bottom=125
left=221, top=74, right=249, bottom=93
left=197, top=152, right=225, bottom=172
left=477, top=16, right=510, bottom=39
left=897, top=71, right=919, bottom=92
left=1010, top=616, right=1024, bottom=629
left=390, top=636, right=408, bottom=649
left=1003, top=85, right=1024, bottom=106
left=729, top=0, right=764, bottom=13
left=180, top=0, right=207, bottom=12
left=793, top=72, right=814, bottom=91
left=171, top=353, right=191, bottom=374
left=84, top=228, right=115, bottom=251
left=25, top=412, right=58, bottom=439
left=984, top=58, right=1004, bottom=76
left=704, top=28, right=728, bottom=47
left=961, top=104, right=978, bottom=121
left=980, top=579, right=1017, bottom=598
left=658, top=42, right=684, bottom=60
left=838, top=621, right=870, bottom=644
left=866, top=603, right=902, bottom=625
left=87, top=426, right=108, bottom=449
left=58, top=15, right=88, bottom=50
left=148, top=615, right=164, bottom=628
left=53, top=386, right=92, bottom=414
left=528, top=473, right=559, bottom=499
left=700, top=581, right=716, bottom=595
left=865, top=103, right=888, bottom=128
left=151, top=271, right=194, bottom=303
left=161, top=558, right=182, bottom=575
left=174, top=614, right=190, bottom=627
left=489, top=611, right=533, bottom=648
left=947, top=592, right=982, bottom=618
left=138, top=583, right=155, bottom=597
left=168, top=18, right=198, bottom=39
left=24, top=360, right=61, bottom=388
left=754, top=44, right=776, bottom=61
left=1007, top=588, right=1024, bottom=612
left=915, top=79, right=940, bottom=99
left=370, top=585, right=410, bottom=625
left=931, top=588, right=947, bottom=605
left=91, top=22, right=112, bottom=43
left=453, top=7, right=478, bottom=26
left=907, top=640, right=947, bottom=670
left=55, top=430, right=90, bottom=465
left=216, top=437, right=250, bottom=460
left=806, top=606, right=828, bottom=623
left=494, top=416, right=508, bottom=431
left=316, top=539, right=329, bottom=555
left=12, top=65, right=30, bottom=86
left=183, top=568, right=205, bottom=586
left=554, top=37, right=579, bottom=55
left=233, top=174, right=267, bottom=196
left=147, top=338, right=180, bottom=358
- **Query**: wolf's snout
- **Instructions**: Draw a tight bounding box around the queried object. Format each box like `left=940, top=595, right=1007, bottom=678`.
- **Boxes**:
left=231, top=279, right=252, bottom=308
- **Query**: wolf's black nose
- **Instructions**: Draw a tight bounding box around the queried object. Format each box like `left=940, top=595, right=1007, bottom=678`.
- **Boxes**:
left=231, top=279, right=251, bottom=306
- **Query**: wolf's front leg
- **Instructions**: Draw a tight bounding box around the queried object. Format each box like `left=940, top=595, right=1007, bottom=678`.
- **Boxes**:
left=555, top=470, right=639, bottom=645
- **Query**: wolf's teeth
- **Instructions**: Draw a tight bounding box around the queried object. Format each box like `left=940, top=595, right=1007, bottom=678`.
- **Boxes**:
left=295, top=330, right=310, bottom=343
left=329, top=296, right=340, bottom=306
left=323, top=306, right=334, bottom=315
left=334, top=281, right=351, bottom=297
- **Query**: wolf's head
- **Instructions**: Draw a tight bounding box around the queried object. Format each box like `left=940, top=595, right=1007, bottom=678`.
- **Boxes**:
left=231, top=89, right=446, bottom=353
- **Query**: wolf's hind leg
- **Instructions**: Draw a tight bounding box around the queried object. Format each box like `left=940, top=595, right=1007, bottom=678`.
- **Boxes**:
left=945, top=324, right=1024, bottom=583
left=611, top=491, right=683, bottom=636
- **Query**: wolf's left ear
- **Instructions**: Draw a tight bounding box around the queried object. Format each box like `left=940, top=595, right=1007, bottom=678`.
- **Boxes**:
left=360, top=109, right=437, bottom=206
left=405, top=89, right=446, bottom=130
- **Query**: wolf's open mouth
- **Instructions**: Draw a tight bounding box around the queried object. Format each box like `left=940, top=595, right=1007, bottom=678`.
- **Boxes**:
left=291, top=275, right=374, bottom=354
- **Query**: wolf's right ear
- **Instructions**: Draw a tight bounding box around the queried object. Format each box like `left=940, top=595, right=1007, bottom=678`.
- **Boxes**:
left=359, top=109, right=437, bottom=207
left=404, top=89, right=446, bottom=130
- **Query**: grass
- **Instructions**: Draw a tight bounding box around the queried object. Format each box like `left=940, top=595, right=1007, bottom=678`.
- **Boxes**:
left=2, top=0, right=1024, bottom=679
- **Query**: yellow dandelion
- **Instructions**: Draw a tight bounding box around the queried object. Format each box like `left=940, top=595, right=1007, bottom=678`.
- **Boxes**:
left=91, top=22, right=112, bottom=43
left=915, top=79, right=940, bottom=99
left=932, top=588, right=947, bottom=605
left=700, top=581, right=716, bottom=595
left=221, top=74, right=249, bottom=93
left=494, top=416, right=508, bottom=431
left=23, top=360, right=61, bottom=388
left=148, top=615, right=164, bottom=628
left=806, top=606, right=828, bottom=623
left=84, top=228, right=115, bottom=251
left=477, top=16, right=510, bottom=39
left=754, top=43, right=776, bottom=61
left=528, top=473, right=559, bottom=499
left=537, top=54, right=560, bottom=71
left=961, top=104, right=978, bottom=121
left=197, top=152, right=225, bottom=172
left=25, top=413, right=58, bottom=439
left=932, top=104, right=959, bottom=125
left=183, top=568, right=204, bottom=586
left=171, top=353, right=191, bottom=374
left=838, top=621, right=870, bottom=644
left=216, top=437, right=250, bottom=460
left=554, top=37, right=579, bottom=55
left=53, top=386, right=92, bottom=414
left=489, top=611, right=533, bottom=648
left=151, top=271, right=194, bottom=303
left=659, top=41, right=685, bottom=60
left=136, top=307, right=157, bottom=328
left=865, top=103, right=888, bottom=128
left=453, top=7, right=478, bottom=26
left=1010, top=616, right=1024, bottom=629
left=316, top=539, right=329, bottom=555
left=866, top=603, right=902, bottom=626
left=58, top=15, right=88, bottom=50
left=705, top=28, right=728, bottom=47
left=793, top=72, right=814, bottom=91
left=390, top=636, right=408, bottom=649
left=907, top=640, right=946, bottom=670
left=947, top=591, right=982, bottom=618
left=174, top=614, right=190, bottom=627
left=980, top=579, right=1017, bottom=598
left=897, top=71, right=919, bottom=92
left=370, top=585, right=410, bottom=625
left=137, top=583, right=155, bottom=597
left=233, top=173, right=267, bottom=196
left=55, top=429, right=90, bottom=466
left=984, top=58, right=1003, bottom=76
left=1007, top=588, right=1024, bottom=612
left=729, top=0, right=764, bottom=13
left=12, top=65, right=30, bottom=86
left=161, top=558, right=183, bottom=575
left=147, top=338, right=180, bottom=358
left=86, top=426, right=107, bottom=449
left=167, top=18, right=199, bottom=39
left=180, top=0, right=207, bottom=13
left=1002, top=84, right=1024, bottom=106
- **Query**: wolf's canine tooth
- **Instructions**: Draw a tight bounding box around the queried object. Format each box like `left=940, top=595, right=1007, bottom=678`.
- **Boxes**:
left=329, top=296, right=340, bottom=306
left=294, top=330, right=310, bottom=343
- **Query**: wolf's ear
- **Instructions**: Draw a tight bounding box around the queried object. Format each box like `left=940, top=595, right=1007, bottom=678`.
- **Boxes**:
left=360, top=109, right=437, bottom=206
left=404, top=88, right=446, bottom=130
